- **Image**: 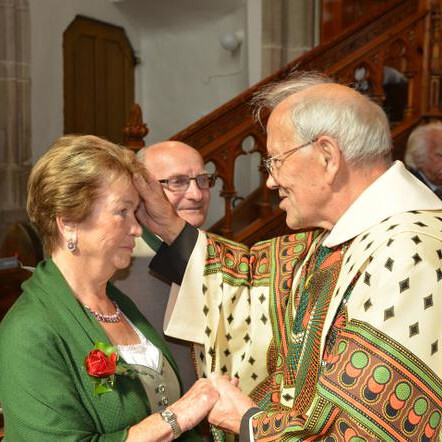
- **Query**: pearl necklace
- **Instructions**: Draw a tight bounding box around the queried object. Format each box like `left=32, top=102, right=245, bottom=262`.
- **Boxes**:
left=84, top=301, right=122, bottom=323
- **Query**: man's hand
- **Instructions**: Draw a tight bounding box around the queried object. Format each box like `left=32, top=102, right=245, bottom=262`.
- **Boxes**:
left=133, top=172, right=185, bottom=244
left=208, top=374, right=257, bottom=434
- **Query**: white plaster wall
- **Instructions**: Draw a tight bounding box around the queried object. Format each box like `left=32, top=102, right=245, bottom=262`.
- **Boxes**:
left=131, top=2, right=249, bottom=143
left=29, top=0, right=140, bottom=162
left=29, top=0, right=253, bottom=162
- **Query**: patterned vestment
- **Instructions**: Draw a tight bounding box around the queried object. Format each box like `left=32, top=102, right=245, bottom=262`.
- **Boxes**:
left=159, top=163, right=442, bottom=441
left=165, top=210, right=442, bottom=441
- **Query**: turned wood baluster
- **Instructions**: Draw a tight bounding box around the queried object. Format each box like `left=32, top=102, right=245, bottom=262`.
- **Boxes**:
left=123, top=103, right=149, bottom=152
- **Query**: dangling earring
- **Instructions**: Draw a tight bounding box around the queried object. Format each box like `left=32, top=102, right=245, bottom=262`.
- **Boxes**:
left=67, top=239, right=77, bottom=253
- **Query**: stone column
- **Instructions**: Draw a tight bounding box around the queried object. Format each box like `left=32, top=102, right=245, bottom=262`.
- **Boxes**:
left=0, top=0, right=31, bottom=246
left=262, top=0, right=317, bottom=77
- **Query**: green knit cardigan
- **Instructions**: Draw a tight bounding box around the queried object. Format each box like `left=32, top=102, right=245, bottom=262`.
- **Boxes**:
left=0, top=258, right=200, bottom=441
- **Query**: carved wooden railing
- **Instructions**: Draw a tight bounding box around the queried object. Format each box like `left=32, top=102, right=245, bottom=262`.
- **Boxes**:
left=167, top=0, right=442, bottom=244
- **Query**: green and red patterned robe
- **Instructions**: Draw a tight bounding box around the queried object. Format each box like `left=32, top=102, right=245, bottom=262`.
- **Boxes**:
left=162, top=210, right=442, bottom=441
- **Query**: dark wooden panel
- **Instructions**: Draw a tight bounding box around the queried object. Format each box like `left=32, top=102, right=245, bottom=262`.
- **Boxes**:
left=64, top=16, right=135, bottom=144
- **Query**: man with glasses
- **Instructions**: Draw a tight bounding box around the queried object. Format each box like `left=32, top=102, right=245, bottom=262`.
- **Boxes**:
left=135, top=72, right=442, bottom=440
left=113, top=140, right=215, bottom=393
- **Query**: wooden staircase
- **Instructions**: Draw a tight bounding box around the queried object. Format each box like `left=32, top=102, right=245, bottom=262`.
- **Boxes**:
left=137, top=0, right=442, bottom=245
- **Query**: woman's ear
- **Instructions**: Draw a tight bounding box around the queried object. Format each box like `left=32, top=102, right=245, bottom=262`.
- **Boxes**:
left=56, top=216, right=78, bottom=249
left=317, top=136, right=341, bottom=184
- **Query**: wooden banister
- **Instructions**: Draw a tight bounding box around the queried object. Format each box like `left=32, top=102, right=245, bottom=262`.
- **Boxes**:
left=170, top=0, right=442, bottom=244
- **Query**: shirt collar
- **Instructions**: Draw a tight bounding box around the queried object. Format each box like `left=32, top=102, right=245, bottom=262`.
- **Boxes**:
left=323, top=161, right=442, bottom=248
left=415, top=169, right=438, bottom=191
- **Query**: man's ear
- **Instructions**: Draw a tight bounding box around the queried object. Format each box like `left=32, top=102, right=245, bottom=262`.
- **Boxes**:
left=55, top=216, right=77, bottom=243
left=317, top=136, right=341, bottom=184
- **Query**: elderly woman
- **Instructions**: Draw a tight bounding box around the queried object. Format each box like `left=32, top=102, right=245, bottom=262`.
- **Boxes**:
left=0, top=135, right=218, bottom=441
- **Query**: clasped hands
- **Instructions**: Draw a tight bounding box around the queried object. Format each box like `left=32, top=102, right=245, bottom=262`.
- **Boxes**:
left=170, top=373, right=257, bottom=436
left=207, top=373, right=257, bottom=433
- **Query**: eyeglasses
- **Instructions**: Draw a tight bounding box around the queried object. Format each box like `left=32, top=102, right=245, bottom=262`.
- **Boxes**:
left=159, top=173, right=217, bottom=192
left=263, top=139, right=317, bottom=176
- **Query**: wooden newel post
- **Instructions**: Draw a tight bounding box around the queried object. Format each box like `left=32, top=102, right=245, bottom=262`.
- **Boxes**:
left=123, top=103, right=149, bottom=152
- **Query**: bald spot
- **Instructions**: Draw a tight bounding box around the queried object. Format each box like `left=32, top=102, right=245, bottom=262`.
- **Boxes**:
left=139, top=141, right=204, bottom=179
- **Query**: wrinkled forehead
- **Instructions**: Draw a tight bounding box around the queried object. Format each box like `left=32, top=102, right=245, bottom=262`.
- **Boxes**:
left=267, top=100, right=298, bottom=148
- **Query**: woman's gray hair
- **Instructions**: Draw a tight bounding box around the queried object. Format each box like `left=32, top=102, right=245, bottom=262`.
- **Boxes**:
left=253, top=71, right=392, bottom=165
left=405, top=122, right=442, bottom=168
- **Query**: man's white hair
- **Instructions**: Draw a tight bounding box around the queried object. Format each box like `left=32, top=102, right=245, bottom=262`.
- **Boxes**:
left=253, top=71, right=392, bottom=165
left=405, top=122, right=442, bottom=168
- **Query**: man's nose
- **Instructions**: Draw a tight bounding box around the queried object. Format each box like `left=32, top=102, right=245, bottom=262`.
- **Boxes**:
left=266, top=173, right=278, bottom=189
left=185, top=179, right=203, bottom=199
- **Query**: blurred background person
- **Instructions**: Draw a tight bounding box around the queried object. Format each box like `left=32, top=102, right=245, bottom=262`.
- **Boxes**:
left=405, top=121, right=442, bottom=199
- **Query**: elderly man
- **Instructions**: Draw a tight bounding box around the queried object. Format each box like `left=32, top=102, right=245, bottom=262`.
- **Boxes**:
left=135, top=72, right=442, bottom=440
left=113, top=140, right=215, bottom=392
left=405, top=122, right=442, bottom=199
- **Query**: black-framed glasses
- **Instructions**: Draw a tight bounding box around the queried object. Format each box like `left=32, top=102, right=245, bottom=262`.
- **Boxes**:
left=263, top=139, right=317, bottom=176
left=159, top=173, right=217, bottom=192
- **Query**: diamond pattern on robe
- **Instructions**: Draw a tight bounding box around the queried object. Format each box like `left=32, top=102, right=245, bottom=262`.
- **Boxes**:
left=364, top=298, right=373, bottom=311
left=414, top=221, right=427, bottom=227
left=226, top=333, right=232, bottom=341
left=205, top=326, right=211, bottom=337
left=224, top=348, right=231, bottom=357
left=202, top=284, right=208, bottom=294
left=243, top=333, right=251, bottom=343
left=384, top=257, right=394, bottom=271
left=221, top=365, right=227, bottom=374
left=349, top=264, right=355, bottom=272
left=261, top=314, right=268, bottom=324
left=249, top=357, right=255, bottom=365
left=387, top=224, right=399, bottom=231
left=208, top=347, right=215, bottom=357
left=384, top=306, right=395, bottom=320
left=361, top=233, right=370, bottom=241
left=241, top=352, right=245, bottom=361
left=387, top=238, right=394, bottom=247
left=435, top=216, right=442, bottom=222
left=424, top=294, right=433, bottom=309
left=199, top=351, right=205, bottom=362
left=409, top=322, right=419, bottom=337
left=437, top=249, right=442, bottom=260
left=245, top=316, right=251, bottom=325
left=437, top=268, right=442, bottom=282
left=251, top=373, right=258, bottom=380
left=231, top=295, right=237, bottom=304
left=259, top=293, right=265, bottom=304
left=203, top=305, right=209, bottom=316
left=364, top=272, right=371, bottom=286
left=227, top=313, right=234, bottom=324
left=412, top=253, right=422, bottom=265
left=345, top=254, right=352, bottom=265
left=431, top=340, right=439, bottom=355
left=399, top=277, right=410, bottom=293
left=364, top=241, right=373, bottom=251
left=218, top=302, right=222, bottom=311
left=411, top=235, right=422, bottom=244
left=282, top=392, right=294, bottom=402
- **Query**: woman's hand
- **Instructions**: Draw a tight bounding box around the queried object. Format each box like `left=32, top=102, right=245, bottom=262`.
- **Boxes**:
left=126, top=377, right=219, bottom=442
left=168, top=377, right=220, bottom=432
